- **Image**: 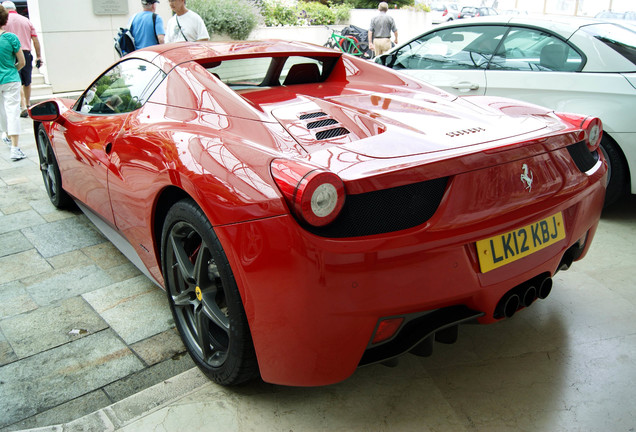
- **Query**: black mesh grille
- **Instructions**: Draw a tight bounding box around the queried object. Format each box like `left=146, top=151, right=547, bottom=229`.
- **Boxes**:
left=315, top=127, right=350, bottom=140
left=303, top=177, right=448, bottom=238
left=567, top=141, right=599, bottom=172
left=307, top=119, right=339, bottom=129
left=299, top=112, right=327, bottom=120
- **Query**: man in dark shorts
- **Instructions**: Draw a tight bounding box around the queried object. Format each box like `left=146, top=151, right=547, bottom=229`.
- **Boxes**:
left=2, top=1, right=42, bottom=117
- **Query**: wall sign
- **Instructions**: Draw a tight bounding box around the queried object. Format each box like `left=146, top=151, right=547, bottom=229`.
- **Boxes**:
left=93, top=0, right=128, bottom=15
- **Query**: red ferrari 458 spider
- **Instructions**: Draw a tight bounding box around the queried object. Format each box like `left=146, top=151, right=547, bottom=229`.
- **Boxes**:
left=29, top=40, right=606, bottom=386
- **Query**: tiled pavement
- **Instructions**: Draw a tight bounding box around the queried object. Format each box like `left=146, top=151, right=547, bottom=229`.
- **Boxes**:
left=0, top=118, right=194, bottom=431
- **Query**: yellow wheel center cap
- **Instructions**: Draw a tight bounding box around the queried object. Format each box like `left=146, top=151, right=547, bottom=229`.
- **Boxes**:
left=195, top=286, right=202, bottom=301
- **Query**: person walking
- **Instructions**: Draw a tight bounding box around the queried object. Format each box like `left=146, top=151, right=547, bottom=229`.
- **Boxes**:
left=368, top=2, right=398, bottom=57
left=1, top=1, right=41, bottom=118
left=165, top=0, right=209, bottom=43
left=0, top=4, right=26, bottom=161
left=130, top=0, right=165, bottom=49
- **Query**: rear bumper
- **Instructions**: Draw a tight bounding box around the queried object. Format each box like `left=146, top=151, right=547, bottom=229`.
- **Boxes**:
left=215, top=156, right=606, bottom=386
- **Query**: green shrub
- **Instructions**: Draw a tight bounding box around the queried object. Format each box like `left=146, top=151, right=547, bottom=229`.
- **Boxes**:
left=296, top=1, right=335, bottom=25
left=262, top=0, right=298, bottom=26
left=188, top=0, right=261, bottom=40
left=330, top=2, right=352, bottom=23
left=262, top=0, right=351, bottom=26
left=406, top=3, right=430, bottom=12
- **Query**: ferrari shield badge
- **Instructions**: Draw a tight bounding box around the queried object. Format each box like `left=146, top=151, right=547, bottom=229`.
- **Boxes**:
left=521, top=164, right=533, bottom=191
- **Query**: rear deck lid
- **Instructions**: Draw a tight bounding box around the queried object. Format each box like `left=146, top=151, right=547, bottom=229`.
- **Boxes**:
left=271, top=91, right=551, bottom=158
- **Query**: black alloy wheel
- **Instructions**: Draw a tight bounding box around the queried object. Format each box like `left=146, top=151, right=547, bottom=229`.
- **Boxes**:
left=161, top=199, right=258, bottom=385
left=36, top=124, right=70, bottom=208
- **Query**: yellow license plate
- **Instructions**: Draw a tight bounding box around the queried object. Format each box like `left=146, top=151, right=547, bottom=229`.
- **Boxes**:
left=476, top=212, right=566, bottom=273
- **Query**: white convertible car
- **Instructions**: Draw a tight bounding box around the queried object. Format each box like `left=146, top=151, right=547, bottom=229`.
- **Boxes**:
left=376, top=16, right=636, bottom=206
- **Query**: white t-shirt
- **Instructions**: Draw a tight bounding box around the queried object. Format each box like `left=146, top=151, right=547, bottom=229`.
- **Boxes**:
left=165, top=10, right=209, bottom=43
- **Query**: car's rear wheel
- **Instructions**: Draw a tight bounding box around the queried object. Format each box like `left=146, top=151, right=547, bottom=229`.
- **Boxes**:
left=161, top=199, right=258, bottom=385
left=36, top=124, right=70, bottom=208
left=600, top=135, right=628, bottom=207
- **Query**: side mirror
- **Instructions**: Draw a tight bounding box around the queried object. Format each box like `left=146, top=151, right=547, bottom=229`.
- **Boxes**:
left=29, top=101, right=61, bottom=122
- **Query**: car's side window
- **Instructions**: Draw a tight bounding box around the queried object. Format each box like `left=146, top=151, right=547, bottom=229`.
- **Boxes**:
left=392, top=26, right=507, bottom=70
left=76, top=59, right=165, bottom=115
left=490, top=27, right=583, bottom=72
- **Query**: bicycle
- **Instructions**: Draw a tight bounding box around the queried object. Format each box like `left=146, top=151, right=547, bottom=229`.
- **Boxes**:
left=324, top=26, right=373, bottom=59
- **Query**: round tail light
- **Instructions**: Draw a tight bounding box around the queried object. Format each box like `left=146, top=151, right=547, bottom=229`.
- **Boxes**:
left=581, top=116, right=603, bottom=152
left=271, top=159, right=345, bottom=227
left=555, top=112, right=603, bottom=151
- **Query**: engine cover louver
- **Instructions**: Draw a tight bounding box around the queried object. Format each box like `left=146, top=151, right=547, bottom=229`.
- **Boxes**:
left=301, top=111, right=350, bottom=140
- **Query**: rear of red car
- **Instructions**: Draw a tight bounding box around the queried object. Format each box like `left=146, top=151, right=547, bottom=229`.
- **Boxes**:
left=215, top=82, right=606, bottom=385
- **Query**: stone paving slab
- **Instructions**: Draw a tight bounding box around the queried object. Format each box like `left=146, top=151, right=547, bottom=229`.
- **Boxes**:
left=0, top=230, right=32, bottom=258
left=0, top=330, right=17, bottom=367
left=82, top=275, right=175, bottom=345
left=130, top=329, right=185, bottom=366
left=0, top=329, right=144, bottom=428
left=21, top=216, right=106, bottom=258
left=0, top=209, right=46, bottom=235
left=2, top=390, right=113, bottom=432
left=103, top=354, right=195, bottom=402
left=0, top=281, right=38, bottom=321
left=24, top=264, right=114, bottom=306
left=0, top=296, right=109, bottom=359
left=0, top=249, right=52, bottom=285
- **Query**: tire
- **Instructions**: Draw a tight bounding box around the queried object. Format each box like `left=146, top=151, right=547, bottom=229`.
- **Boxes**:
left=161, top=199, right=258, bottom=385
left=36, top=124, right=71, bottom=208
left=599, top=136, right=628, bottom=208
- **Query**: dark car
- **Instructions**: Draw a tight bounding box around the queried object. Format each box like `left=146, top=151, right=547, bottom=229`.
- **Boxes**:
left=11, top=0, right=28, bottom=17
left=458, top=6, right=498, bottom=18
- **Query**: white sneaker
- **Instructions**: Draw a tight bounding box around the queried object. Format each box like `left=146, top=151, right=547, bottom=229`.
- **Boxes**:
left=10, top=146, right=26, bottom=161
left=2, top=134, right=10, bottom=147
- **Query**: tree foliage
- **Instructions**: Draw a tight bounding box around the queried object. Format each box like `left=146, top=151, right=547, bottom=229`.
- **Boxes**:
left=188, top=0, right=261, bottom=40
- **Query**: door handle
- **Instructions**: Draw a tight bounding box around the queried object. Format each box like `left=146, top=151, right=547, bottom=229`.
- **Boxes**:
left=452, top=81, right=480, bottom=91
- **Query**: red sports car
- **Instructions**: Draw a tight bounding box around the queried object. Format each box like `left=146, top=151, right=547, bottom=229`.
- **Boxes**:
left=29, top=40, right=606, bottom=387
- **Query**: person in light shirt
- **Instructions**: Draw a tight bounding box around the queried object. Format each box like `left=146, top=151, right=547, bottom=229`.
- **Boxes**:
left=165, top=0, right=209, bottom=43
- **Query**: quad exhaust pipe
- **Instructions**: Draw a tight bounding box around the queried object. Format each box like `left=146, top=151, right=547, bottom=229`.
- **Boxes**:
left=495, top=274, right=552, bottom=319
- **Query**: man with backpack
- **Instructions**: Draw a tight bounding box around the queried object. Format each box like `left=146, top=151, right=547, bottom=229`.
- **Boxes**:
left=129, top=0, right=165, bottom=50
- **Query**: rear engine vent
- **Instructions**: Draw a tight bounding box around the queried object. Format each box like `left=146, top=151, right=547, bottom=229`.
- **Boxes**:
left=316, top=127, right=350, bottom=140
left=307, top=119, right=338, bottom=129
left=567, top=140, right=599, bottom=172
left=302, top=177, right=449, bottom=238
left=299, top=112, right=327, bottom=120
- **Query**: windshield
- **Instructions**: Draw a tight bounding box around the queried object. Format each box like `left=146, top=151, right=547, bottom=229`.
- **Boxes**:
left=584, top=23, right=636, bottom=65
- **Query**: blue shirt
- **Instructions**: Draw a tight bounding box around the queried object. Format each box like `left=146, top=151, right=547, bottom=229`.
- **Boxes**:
left=130, top=11, right=165, bottom=50
left=0, top=32, right=21, bottom=85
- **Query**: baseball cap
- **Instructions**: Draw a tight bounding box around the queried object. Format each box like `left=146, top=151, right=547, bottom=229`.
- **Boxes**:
left=141, top=0, right=159, bottom=4
left=2, top=1, right=17, bottom=10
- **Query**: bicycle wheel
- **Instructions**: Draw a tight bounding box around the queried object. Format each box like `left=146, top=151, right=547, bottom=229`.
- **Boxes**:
left=339, top=36, right=359, bottom=54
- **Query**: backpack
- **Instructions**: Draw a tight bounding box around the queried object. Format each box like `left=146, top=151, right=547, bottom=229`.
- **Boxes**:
left=114, top=13, right=158, bottom=57
left=115, top=27, right=135, bottom=57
